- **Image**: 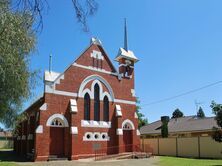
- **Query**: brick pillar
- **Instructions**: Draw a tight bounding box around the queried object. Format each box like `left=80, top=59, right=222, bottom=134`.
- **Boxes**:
left=116, top=116, right=123, bottom=154
left=70, top=112, right=79, bottom=160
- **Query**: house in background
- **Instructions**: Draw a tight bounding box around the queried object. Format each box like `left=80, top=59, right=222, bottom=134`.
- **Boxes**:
left=140, top=116, right=218, bottom=138
left=14, top=24, right=141, bottom=161
left=0, top=131, right=13, bottom=149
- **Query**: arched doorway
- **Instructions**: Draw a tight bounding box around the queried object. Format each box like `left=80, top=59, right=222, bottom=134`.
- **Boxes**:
left=47, top=114, right=69, bottom=157
left=122, top=119, right=135, bottom=152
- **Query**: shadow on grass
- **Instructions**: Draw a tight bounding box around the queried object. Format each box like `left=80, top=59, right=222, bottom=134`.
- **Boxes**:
left=0, top=149, right=29, bottom=162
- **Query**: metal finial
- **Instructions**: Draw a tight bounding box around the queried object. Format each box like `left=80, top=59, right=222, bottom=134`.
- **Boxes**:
left=49, top=54, right=52, bottom=73
left=124, top=18, right=128, bottom=51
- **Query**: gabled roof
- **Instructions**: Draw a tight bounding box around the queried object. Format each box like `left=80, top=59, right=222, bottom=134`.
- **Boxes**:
left=140, top=116, right=219, bottom=135
left=0, top=131, right=12, bottom=137
left=23, top=96, right=44, bottom=114
left=44, top=38, right=117, bottom=83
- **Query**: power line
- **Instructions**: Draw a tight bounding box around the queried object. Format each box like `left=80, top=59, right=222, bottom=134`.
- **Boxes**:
left=141, top=80, right=222, bottom=107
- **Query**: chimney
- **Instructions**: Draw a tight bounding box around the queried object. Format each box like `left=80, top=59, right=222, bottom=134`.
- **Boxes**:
left=161, top=116, right=169, bottom=138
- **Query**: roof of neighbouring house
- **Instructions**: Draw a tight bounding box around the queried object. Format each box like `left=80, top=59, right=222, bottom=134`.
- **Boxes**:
left=0, top=131, right=12, bottom=137
left=140, top=116, right=219, bottom=135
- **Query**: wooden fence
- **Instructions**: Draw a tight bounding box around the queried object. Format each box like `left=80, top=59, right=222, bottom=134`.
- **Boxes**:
left=141, top=136, right=222, bottom=159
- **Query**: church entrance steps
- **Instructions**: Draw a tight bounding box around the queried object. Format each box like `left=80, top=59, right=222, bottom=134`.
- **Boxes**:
left=48, top=155, right=68, bottom=161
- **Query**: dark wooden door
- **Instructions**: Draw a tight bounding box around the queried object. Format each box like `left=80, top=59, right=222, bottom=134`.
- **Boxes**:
left=50, top=127, right=64, bottom=157
left=123, top=130, right=133, bottom=152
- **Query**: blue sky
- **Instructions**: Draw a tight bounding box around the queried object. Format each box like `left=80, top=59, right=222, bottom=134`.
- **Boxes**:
left=24, top=0, right=222, bottom=123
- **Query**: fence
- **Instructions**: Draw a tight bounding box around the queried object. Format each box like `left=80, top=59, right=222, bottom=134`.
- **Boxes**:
left=141, top=136, right=222, bottom=159
left=94, top=144, right=153, bottom=161
left=0, top=140, right=13, bottom=149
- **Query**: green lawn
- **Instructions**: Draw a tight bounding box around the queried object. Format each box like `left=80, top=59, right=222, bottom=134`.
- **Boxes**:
left=0, top=163, right=18, bottom=166
left=160, top=156, right=222, bottom=166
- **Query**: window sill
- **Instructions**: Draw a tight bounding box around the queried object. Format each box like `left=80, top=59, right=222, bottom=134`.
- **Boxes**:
left=81, top=120, right=111, bottom=128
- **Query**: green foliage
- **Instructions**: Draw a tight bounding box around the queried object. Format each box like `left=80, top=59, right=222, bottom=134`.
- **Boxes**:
left=210, top=101, right=222, bottom=143
left=172, top=108, right=184, bottom=118
left=12, top=112, right=28, bottom=136
left=136, top=98, right=148, bottom=128
left=197, top=106, right=205, bottom=118
left=0, top=0, right=37, bottom=128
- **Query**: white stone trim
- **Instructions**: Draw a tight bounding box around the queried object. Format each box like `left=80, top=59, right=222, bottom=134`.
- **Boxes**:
left=114, top=99, right=136, bottom=105
left=73, top=63, right=118, bottom=76
left=122, top=119, right=135, bottom=130
left=81, top=120, right=111, bottom=128
left=101, top=91, right=112, bottom=102
left=45, top=74, right=135, bottom=105
left=27, top=134, right=33, bottom=140
left=78, top=75, right=115, bottom=101
left=21, top=135, right=26, bottom=140
left=36, top=125, right=43, bottom=133
left=45, top=89, right=135, bottom=105
left=81, top=88, right=93, bottom=99
left=134, top=112, right=138, bottom=119
left=54, top=74, right=64, bottom=85
left=90, top=50, right=104, bottom=60
left=46, top=114, right=69, bottom=127
left=70, top=106, right=78, bottom=113
left=131, top=89, right=136, bottom=97
left=45, top=86, right=78, bottom=97
left=115, top=105, right=122, bottom=117
left=116, top=128, right=123, bottom=135
left=70, top=99, right=77, bottom=106
left=91, top=79, right=104, bottom=98
left=119, top=63, right=134, bottom=68
left=83, top=132, right=110, bottom=141
left=70, top=99, right=78, bottom=113
left=70, top=126, right=78, bottom=134
left=137, top=129, right=140, bottom=136
left=40, top=103, right=47, bottom=111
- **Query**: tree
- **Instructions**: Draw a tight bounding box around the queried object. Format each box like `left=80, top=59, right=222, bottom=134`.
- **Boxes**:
left=0, top=0, right=36, bottom=128
left=136, top=98, right=148, bottom=128
left=210, top=101, right=222, bottom=142
left=0, top=0, right=98, bottom=128
left=172, top=108, right=184, bottom=118
left=197, top=106, right=205, bottom=118
left=12, top=0, right=98, bottom=32
left=0, top=127, right=3, bottom=132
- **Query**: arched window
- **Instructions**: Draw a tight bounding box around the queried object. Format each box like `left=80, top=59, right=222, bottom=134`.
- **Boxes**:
left=84, top=93, right=90, bottom=120
left=94, top=83, right=100, bottom=121
left=103, top=96, right=109, bottom=121
left=51, top=118, right=63, bottom=127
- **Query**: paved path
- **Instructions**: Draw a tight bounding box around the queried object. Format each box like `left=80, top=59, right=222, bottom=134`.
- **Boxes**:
left=18, top=157, right=159, bottom=166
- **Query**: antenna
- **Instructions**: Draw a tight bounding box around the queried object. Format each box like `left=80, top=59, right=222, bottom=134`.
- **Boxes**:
left=49, top=54, right=52, bottom=73
left=194, top=100, right=204, bottom=112
left=124, top=18, right=128, bottom=51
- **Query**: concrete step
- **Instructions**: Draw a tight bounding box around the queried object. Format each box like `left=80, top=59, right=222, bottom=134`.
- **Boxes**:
left=96, top=152, right=132, bottom=161
left=48, top=155, right=68, bottom=161
left=132, top=152, right=151, bottom=159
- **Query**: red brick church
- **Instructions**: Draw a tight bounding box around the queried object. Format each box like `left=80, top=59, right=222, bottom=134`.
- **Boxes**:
left=14, top=25, right=140, bottom=161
